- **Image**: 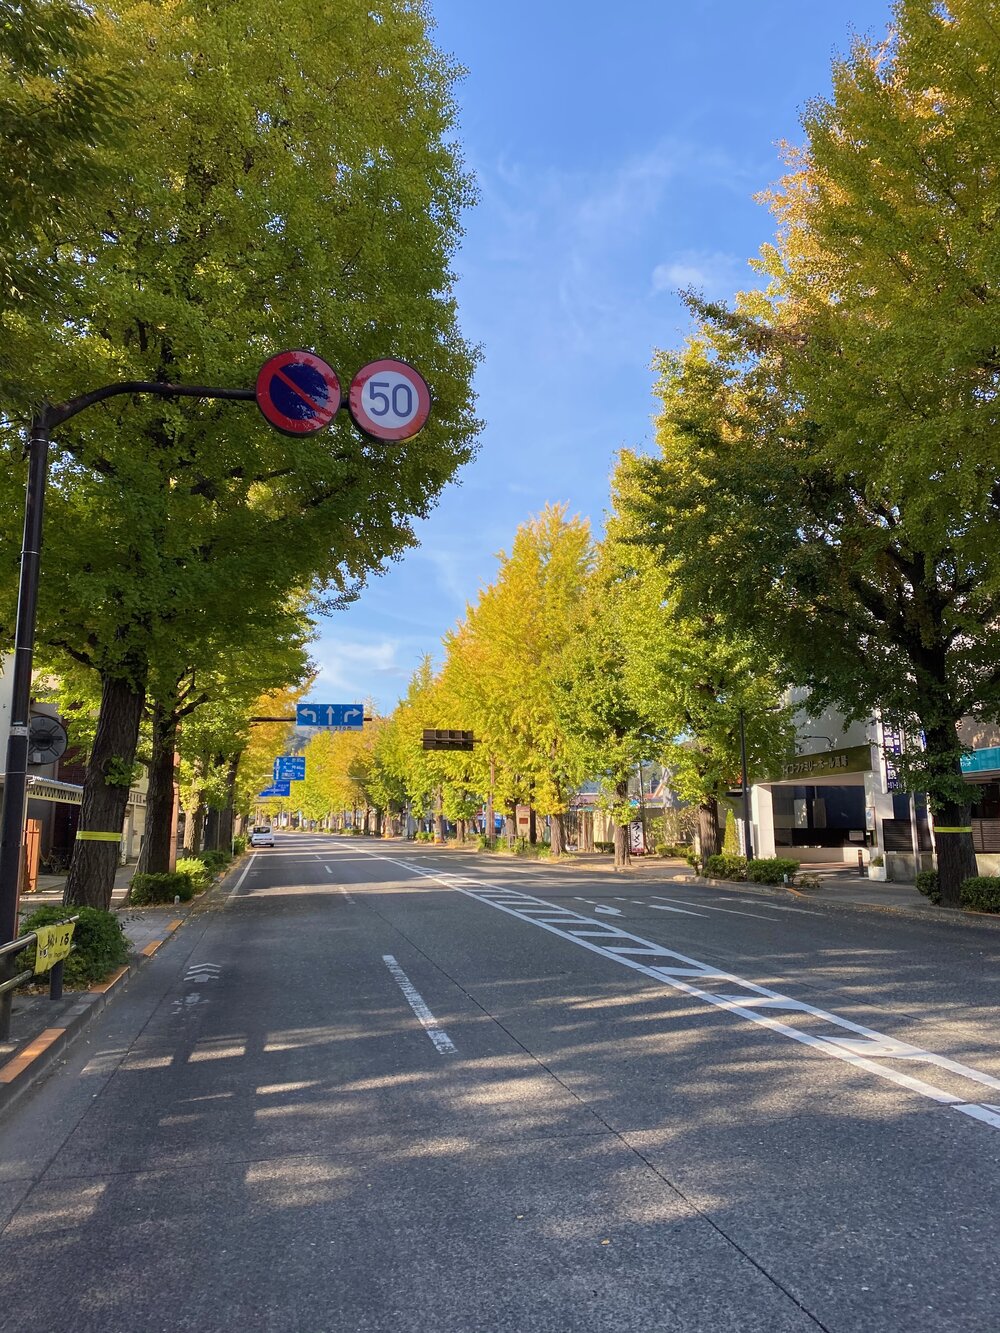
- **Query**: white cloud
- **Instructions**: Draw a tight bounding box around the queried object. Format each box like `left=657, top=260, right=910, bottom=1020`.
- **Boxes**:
left=651, top=251, right=746, bottom=298
left=310, top=638, right=406, bottom=700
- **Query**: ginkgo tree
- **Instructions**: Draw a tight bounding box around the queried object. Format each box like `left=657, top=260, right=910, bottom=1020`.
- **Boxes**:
left=625, top=0, right=1000, bottom=906
left=0, top=0, right=479, bottom=909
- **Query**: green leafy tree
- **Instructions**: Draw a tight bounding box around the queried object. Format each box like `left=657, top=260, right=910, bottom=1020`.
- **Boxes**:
left=0, top=0, right=478, bottom=908
left=626, top=0, right=1000, bottom=905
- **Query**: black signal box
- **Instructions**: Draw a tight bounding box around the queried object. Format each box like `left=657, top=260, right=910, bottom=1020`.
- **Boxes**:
left=422, top=729, right=475, bottom=751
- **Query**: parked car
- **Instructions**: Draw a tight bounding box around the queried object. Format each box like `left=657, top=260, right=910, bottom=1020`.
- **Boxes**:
left=250, top=825, right=275, bottom=848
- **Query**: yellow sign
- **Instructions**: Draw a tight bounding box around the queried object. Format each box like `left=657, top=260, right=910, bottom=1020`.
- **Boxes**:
left=34, top=921, right=76, bottom=974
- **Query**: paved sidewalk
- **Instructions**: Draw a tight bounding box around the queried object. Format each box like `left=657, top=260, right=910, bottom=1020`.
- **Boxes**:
left=20, top=860, right=136, bottom=918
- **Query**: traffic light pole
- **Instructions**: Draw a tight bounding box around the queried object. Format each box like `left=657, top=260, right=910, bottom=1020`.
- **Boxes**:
left=0, top=382, right=254, bottom=1037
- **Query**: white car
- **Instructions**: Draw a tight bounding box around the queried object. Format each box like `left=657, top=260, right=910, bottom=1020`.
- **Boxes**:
left=250, top=826, right=275, bottom=848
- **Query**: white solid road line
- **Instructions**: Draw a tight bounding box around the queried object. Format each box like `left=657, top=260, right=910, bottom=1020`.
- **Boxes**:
left=652, top=896, right=775, bottom=922
left=226, top=853, right=257, bottom=902
left=382, top=955, right=457, bottom=1054
left=358, top=849, right=1000, bottom=1138
left=650, top=903, right=708, bottom=917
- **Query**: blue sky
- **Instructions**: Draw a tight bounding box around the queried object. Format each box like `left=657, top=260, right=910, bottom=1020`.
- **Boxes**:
left=311, top=0, right=893, bottom=714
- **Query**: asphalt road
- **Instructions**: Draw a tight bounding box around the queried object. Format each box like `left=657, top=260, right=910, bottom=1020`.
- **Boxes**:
left=2, top=835, right=1000, bottom=1332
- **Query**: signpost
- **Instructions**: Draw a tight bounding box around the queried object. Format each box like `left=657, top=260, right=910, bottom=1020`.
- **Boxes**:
left=348, top=359, right=431, bottom=441
left=259, top=780, right=291, bottom=799
left=255, top=351, right=341, bottom=435
left=296, top=704, right=364, bottom=729
left=273, top=756, right=306, bottom=782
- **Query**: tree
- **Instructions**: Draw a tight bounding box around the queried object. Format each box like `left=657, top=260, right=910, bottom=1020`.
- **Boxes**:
left=605, top=453, right=792, bottom=860
left=0, top=0, right=479, bottom=908
left=442, top=504, right=592, bottom=851
left=0, top=0, right=129, bottom=321
left=626, top=0, right=1000, bottom=905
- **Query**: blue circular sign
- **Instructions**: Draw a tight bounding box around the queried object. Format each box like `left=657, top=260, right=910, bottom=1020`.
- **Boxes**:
left=256, top=351, right=342, bottom=435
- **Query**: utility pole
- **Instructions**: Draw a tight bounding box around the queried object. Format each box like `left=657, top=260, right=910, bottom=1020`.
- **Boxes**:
left=486, top=754, right=495, bottom=843
left=739, top=707, right=754, bottom=862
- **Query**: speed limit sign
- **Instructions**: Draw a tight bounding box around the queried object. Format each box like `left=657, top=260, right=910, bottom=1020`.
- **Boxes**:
left=348, top=358, right=431, bottom=442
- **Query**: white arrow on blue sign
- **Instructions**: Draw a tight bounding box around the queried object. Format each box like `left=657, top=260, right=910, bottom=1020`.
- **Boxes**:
left=258, top=780, right=291, bottom=798
left=273, top=755, right=306, bottom=781
left=296, top=703, right=364, bottom=729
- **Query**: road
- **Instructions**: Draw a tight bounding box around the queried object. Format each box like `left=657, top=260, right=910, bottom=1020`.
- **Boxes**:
left=2, top=835, right=1000, bottom=1332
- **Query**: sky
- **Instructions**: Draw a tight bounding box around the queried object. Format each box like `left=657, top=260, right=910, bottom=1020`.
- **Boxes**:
left=309, top=0, right=894, bottom=715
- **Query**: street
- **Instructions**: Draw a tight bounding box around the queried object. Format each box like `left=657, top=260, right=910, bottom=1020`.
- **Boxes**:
left=1, top=836, right=1000, bottom=1331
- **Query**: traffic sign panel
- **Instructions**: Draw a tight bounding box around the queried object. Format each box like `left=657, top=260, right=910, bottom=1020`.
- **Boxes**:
left=258, top=780, right=291, bottom=798
left=256, top=351, right=341, bottom=436
left=296, top=703, right=364, bottom=729
left=274, top=755, right=306, bottom=781
left=348, top=358, right=431, bottom=442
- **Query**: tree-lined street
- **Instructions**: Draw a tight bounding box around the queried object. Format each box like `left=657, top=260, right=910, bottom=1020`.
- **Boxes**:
left=2, top=838, right=999, bottom=1331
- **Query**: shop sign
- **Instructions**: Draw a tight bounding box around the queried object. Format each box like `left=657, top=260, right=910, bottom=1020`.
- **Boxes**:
left=774, top=744, right=873, bottom=782
left=961, top=745, right=1000, bottom=775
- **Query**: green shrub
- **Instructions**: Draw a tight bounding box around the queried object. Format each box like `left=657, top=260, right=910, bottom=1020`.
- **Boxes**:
left=915, top=869, right=940, bottom=904
left=130, top=871, right=194, bottom=905
left=232, top=835, right=247, bottom=855
left=686, top=851, right=701, bottom=870
left=175, top=857, right=210, bottom=891
left=477, top=834, right=499, bottom=851
left=747, top=857, right=800, bottom=885
left=594, top=841, right=614, bottom=853
left=20, top=905, right=128, bottom=987
left=704, top=853, right=748, bottom=881
left=722, top=809, right=740, bottom=855
left=197, top=850, right=230, bottom=873
left=960, top=876, right=1000, bottom=912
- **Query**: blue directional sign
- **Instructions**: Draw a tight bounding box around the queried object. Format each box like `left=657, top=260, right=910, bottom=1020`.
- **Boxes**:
left=296, top=703, right=364, bottom=729
left=258, top=780, right=291, bottom=798
left=273, top=755, right=306, bottom=781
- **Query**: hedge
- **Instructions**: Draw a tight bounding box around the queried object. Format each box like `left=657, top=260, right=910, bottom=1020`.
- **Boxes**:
left=20, top=905, right=128, bottom=987
left=915, top=870, right=940, bottom=903
left=747, top=857, right=800, bottom=885
left=130, top=871, right=194, bottom=905
left=960, top=876, right=1000, bottom=913
left=703, top=854, right=748, bottom=881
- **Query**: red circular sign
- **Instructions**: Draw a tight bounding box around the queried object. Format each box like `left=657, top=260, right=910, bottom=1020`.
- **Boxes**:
left=256, top=351, right=342, bottom=436
left=348, top=358, right=431, bottom=442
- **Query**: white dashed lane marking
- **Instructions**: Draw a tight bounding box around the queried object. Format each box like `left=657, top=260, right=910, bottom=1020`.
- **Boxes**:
left=382, top=955, right=456, bottom=1054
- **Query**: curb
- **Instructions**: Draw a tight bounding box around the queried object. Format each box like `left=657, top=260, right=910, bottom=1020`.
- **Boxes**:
left=0, top=914, right=187, bottom=1119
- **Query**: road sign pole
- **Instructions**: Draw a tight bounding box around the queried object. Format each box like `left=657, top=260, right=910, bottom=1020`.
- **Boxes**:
left=0, top=416, right=49, bottom=1033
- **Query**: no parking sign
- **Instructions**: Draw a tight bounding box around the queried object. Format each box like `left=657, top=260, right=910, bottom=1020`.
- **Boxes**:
left=255, top=351, right=342, bottom=436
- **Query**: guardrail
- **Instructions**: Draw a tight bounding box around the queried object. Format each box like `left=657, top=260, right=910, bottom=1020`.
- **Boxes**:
left=0, top=915, right=79, bottom=1038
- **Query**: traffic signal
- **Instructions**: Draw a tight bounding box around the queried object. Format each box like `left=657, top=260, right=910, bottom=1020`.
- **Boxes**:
left=422, top=729, right=475, bottom=751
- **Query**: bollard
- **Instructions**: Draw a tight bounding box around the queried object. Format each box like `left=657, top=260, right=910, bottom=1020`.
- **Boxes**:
left=48, top=957, right=63, bottom=1002
left=858, top=848, right=866, bottom=876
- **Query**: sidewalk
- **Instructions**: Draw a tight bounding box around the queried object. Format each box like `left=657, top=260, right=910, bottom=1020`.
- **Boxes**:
left=20, top=860, right=135, bottom=918
left=0, top=874, right=194, bottom=1116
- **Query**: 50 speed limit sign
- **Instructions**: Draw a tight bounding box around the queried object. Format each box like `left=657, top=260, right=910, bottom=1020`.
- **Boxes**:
left=348, top=358, right=431, bottom=442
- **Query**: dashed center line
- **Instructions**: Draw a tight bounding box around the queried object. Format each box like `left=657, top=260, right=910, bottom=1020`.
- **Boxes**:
left=382, top=955, right=456, bottom=1054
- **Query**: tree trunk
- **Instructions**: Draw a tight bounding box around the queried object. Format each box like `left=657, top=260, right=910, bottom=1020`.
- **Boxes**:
left=528, top=807, right=537, bottom=844
left=612, top=778, right=631, bottom=871
left=203, top=806, right=221, bottom=852
left=581, top=810, right=594, bottom=852
left=64, top=672, right=145, bottom=909
left=135, top=703, right=177, bottom=875
left=550, top=812, right=565, bottom=856
left=218, top=754, right=240, bottom=853
left=697, top=799, right=722, bottom=861
left=190, top=803, right=206, bottom=853
left=504, top=803, right=516, bottom=847
left=486, top=756, right=495, bottom=846
left=923, top=724, right=978, bottom=908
